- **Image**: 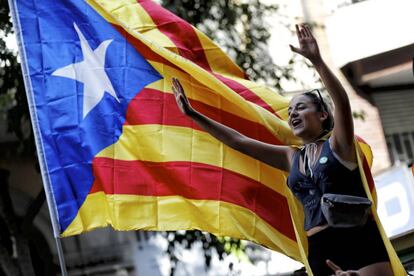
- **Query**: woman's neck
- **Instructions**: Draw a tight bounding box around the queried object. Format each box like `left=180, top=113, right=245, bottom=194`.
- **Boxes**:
left=302, top=130, right=328, bottom=144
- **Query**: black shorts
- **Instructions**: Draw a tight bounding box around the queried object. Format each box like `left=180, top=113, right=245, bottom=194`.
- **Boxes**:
left=307, top=219, right=390, bottom=276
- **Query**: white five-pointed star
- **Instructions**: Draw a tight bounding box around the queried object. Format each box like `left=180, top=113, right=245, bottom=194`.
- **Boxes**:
left=52, top=23, right=119, bottom=118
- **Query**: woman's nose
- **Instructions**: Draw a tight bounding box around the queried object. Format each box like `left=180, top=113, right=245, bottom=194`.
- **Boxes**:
left=290, top=110, right=298, bottom=118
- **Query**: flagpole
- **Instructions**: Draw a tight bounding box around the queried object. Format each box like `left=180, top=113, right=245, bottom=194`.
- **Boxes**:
left=7, top=0, right=68, bottom=275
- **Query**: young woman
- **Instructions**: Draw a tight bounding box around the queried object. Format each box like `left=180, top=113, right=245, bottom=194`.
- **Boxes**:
left=172, top=24, right=393, bottom=276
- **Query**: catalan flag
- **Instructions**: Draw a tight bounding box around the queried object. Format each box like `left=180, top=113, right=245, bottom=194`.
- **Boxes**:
left=11, top=0, right=404, bottom=274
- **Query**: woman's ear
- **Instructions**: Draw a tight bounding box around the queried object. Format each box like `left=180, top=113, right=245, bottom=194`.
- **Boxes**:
left=319, top=111, right=329, bottom=122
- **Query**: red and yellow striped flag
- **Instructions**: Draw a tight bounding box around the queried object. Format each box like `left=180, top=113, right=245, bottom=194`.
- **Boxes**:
left=68, top=0, right=302, bottom=260
left=13, top=0, right=402, bottom=273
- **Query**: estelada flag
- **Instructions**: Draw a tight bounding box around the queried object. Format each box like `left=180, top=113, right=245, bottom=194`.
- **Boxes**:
left=10, top=0, right=405, bottom=274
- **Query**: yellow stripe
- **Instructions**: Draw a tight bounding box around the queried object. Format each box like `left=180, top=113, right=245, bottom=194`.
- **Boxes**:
left=285, top=189, right=312, bottom=275
left=194, top=27, right=245, bottom=78
left=90, top=0, right=178, bottom=53
left=355, top=142, right=406, bottom=275
left=61, top=192, right=301, bottom=260
left=86, top=0, right=117, bottom=23
left=97, top=124, right=288, bottom=196
left=358, top=140, right=373, bottom=168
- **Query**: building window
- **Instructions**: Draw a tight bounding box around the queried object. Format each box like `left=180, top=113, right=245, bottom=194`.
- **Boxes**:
left=386, top=131, right=414, bottom=166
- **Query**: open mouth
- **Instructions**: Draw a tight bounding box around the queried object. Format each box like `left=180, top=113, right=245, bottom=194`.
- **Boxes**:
left=291, top=119, right=302, bottom=128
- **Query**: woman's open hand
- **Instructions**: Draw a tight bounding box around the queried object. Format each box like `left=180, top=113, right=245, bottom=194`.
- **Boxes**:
left=172, top=78, right=194, bottom=115
left=326, top=260, right=360, bottom=276
left=290, top=24, right=322, bottom=63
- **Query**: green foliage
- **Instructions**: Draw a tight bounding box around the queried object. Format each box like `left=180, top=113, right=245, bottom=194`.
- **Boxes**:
left=164, top=231, right=224, bottom=274
left=352, top=110, right=366, bottom=121
left=163, top=230, right=250, bottom=275
left=0, top=1, right=13, bottom=34
left=0, top=1, right=32, bottom=154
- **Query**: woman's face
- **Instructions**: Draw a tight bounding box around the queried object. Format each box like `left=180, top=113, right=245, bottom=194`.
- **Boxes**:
left=288, top=95, right=326, bottom=142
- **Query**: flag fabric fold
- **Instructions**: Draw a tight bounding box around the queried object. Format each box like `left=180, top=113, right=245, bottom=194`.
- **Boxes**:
left=11, top=0, right=404, bottom=274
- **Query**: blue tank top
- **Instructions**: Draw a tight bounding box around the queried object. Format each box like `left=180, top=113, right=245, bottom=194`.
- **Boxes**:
left=287, top=140, right=366, bottom=231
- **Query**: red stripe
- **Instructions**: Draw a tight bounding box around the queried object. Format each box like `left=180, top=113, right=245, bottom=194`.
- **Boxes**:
left=138, top=0, right=211, bottom=71
left=124, top=88, right=283, bottom=145
left=214, top=74, right=279, bottom=115
left=136, top=1, right=278, bottom=114
left=356, top=135, right=368, bottom=144
left=91, top=157, right=296, bottom=240
left=113, top=25, right=182, bottom=72
left=355, top=136, right=375, bottom=191
left=362, top=157, right=375, bottom=191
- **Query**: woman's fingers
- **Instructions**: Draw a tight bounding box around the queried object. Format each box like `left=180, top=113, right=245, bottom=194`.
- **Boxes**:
left=296, top=23, right=315, bottom=40
left=172, top=78, right=186, bottom=105
left=326, top=259, right=341, bottom=272
left=172, top=78, right=183, bottom=107
left=293, top=24, right=309, bottom=53
left=304, top=24, right=315, bottom=38
left=292, top=24, right=306, bottom=54
left=299, top=24, right=307, bottom=37
left=301, top=24, right=312, bottom=37
left=172, top=78, right=182, bottom=94
left=171, top=78, right=192, bottom=115
left=326, top=260, right=360, bottom=276
left=291, top=23, right=321, bottom=62
left=172, top=78, right=187, bottom=101
left=289, top=44, right=301, bottom=54
left=173, top=78, right=183, bottom=92
left=295, top=23, right=309, bottom=38
left=172, top=78, right=178, bottom=94
left=295, top=24, right=302, bottom=39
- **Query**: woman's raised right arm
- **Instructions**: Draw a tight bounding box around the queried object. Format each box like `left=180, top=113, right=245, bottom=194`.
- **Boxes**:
left=172, top=78, right=294, bottom=172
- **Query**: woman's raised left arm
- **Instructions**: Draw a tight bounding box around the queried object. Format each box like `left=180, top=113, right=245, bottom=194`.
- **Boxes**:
left=290, top=24, right=355, bottom=162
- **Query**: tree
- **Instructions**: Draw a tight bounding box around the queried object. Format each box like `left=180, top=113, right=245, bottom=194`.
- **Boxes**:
left=0, top=0, right=32, bottom=155
left=0, top=161, right=54, bottom=275
left=0, top=1, right=44, bottom=275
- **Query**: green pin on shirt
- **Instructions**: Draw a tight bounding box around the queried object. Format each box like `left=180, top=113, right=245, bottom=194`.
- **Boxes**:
left=319, top=156, right=328, bottom=164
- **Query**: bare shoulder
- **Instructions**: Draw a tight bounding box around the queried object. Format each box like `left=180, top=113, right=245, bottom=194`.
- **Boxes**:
left=286, top=146, right=298, bottom=166
left=265, top=144, right=297, bottom=173
left=329, top=134, right=356, bottom=163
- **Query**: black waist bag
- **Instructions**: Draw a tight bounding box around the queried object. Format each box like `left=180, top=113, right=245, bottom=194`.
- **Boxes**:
left=321, top=193, right=372, bottom=228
